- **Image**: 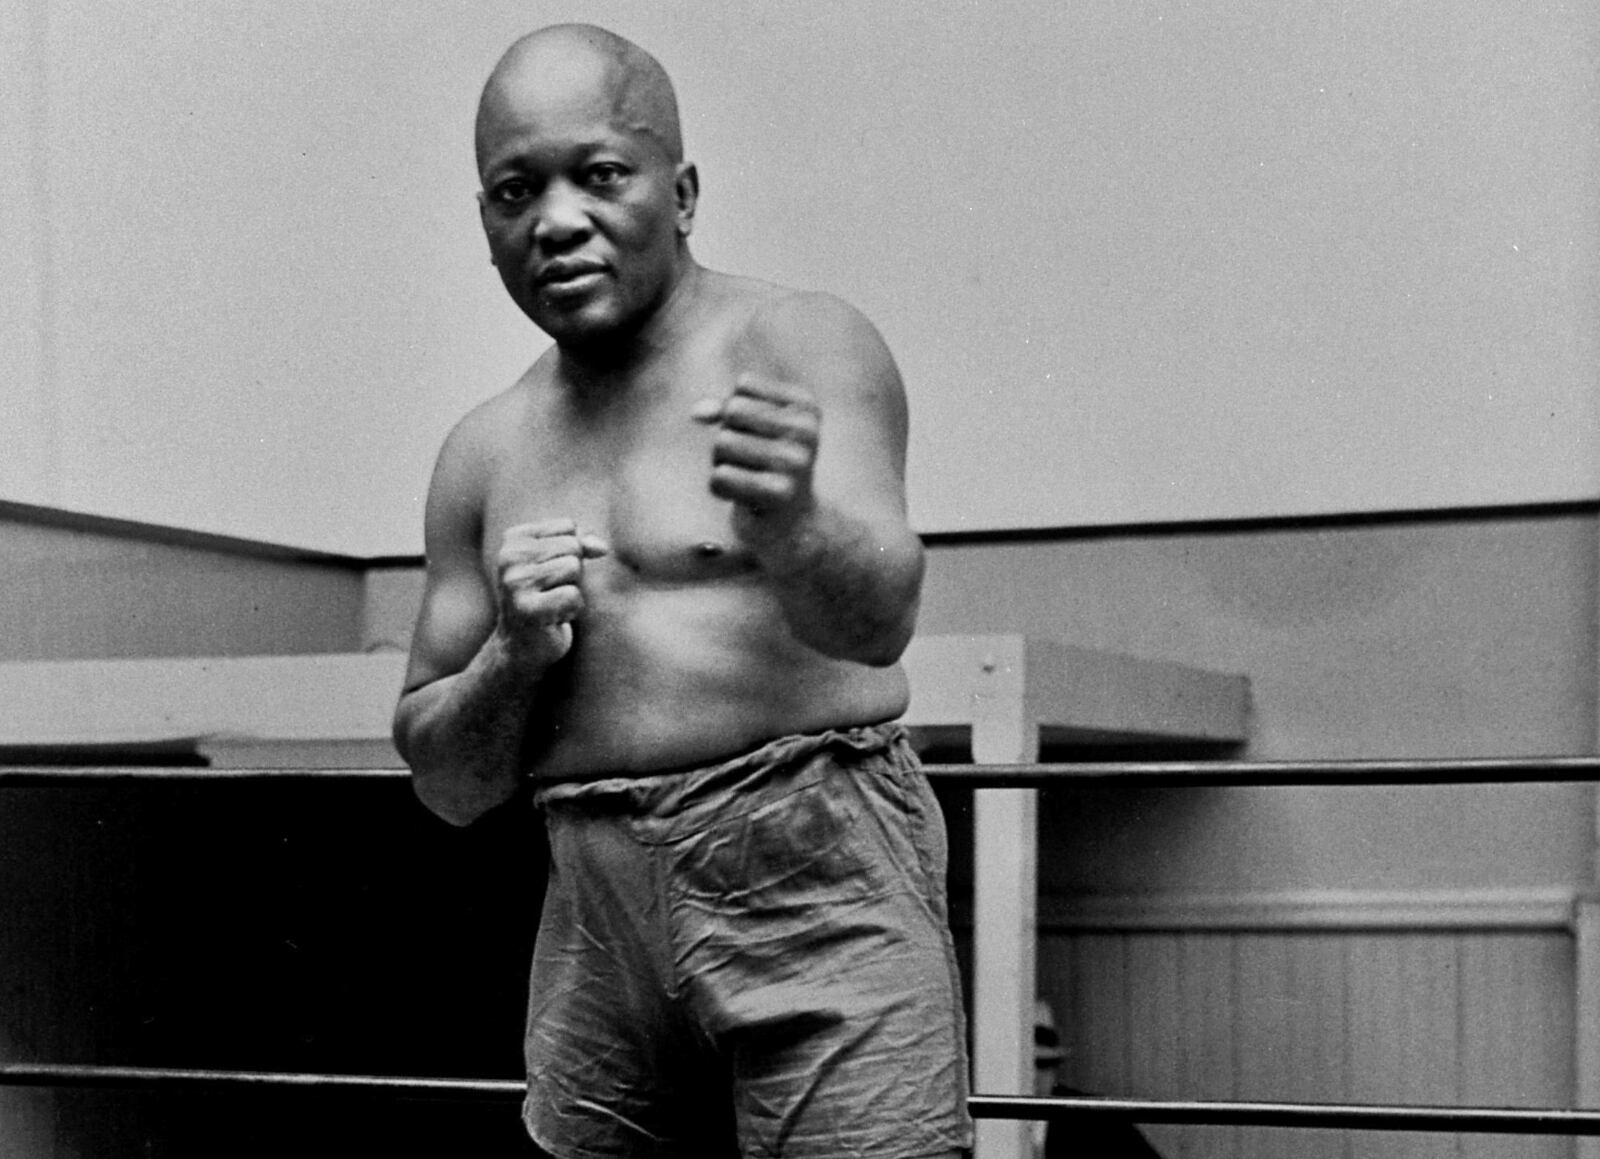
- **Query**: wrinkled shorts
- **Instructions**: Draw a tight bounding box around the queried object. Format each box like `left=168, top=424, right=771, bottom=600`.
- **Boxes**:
left=524, top=723, right=973, bottom=1159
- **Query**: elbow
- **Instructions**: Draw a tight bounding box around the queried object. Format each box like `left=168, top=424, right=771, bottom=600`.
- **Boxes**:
left=817, top=603, right=918, bottom=668
left=412, top=775, right=501, bottom=828
left=406, top=743, right=516, bottom=827
left=853, top=645, right=906, bottom=669
left=795, top=626, right=904, bottom=668
left=393, top=701, right=509, bottom=828
left=836, top=564, right=923, bottom=667
left=856, top=621, right=915, bottom=668
left=858, top=561, right=921, bottom=666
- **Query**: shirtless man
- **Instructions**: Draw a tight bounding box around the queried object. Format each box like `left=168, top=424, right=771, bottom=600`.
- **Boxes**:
left=394, top=24, right=971, bottom=1159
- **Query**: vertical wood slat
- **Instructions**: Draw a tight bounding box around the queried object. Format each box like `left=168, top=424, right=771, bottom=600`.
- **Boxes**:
left=1231, top=933, right=1289, bottom=1159
left=1234, top=934, right=1348, bottom=1159
left=1576, top=900, right=1600, bottom=1159
left=1128, top=933, right=1185, bottom=1158
left=1063, top=933, right=1131, bottom=1096
left=1347, top=935, right=1460, bottom=1159
left=1459, top=933, right=1575, bottom=1159
left=1289, top=934, right=1349, bottom=1159
left=1036, top=936, right=1074, bottom=1159
left=1174, top=933, right=1239, bottom=1159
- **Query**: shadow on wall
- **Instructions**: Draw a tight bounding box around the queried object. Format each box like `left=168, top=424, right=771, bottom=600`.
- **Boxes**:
left=0, top=780, right=548, bottom=1158
left=0, top=1085, right=57, bottom=1157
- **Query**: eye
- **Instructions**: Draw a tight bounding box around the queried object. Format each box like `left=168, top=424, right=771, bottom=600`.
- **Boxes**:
left=584, top=163, right=628, bottom=189
left=487, top=178, right=532, bottom=208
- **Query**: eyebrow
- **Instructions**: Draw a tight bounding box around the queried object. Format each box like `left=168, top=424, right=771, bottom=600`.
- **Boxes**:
left=493, top=122, right=648, bottom=159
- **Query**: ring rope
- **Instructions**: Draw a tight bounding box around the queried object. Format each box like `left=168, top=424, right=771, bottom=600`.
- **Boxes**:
left=3, top=756, right=1600, bottom=788
left=8, top=755, right=1600, bottom=1138
left=4, top=1064, right=1600, bottom=1135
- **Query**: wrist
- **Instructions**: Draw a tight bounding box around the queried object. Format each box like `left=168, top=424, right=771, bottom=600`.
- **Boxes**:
left=487, top=620, right=565, bottom=679
left=733, top=496, right=821, bottom=561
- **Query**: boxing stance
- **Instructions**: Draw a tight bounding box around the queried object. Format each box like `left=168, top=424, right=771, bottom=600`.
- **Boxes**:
left=394, top=24, right=971, bottom=1158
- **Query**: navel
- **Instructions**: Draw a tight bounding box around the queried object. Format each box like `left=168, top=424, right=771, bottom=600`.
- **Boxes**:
left=693, top=541, right=726, bottom=559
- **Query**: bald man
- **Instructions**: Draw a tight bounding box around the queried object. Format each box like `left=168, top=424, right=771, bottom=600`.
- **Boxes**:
left=393, top=24, right=972, bottom=1159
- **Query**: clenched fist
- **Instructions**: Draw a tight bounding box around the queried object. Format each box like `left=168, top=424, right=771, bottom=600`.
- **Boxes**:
left=495, top=517, right=609, bottom=665
left=691, top=374, right=820, bottom=539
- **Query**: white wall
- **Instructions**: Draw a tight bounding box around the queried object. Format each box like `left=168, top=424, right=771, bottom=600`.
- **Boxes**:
left=4, top=1, right=1596, bottom=556
left=919, top=511, right=1599, bottom=898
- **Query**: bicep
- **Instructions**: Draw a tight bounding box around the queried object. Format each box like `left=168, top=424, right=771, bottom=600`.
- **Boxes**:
left=401, top=428, right=498, bottom=696
left=403, top=560, right=496, bottom=695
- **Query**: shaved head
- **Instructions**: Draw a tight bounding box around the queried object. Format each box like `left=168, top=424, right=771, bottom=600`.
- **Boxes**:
left=476, top=24, right=683, bottom=172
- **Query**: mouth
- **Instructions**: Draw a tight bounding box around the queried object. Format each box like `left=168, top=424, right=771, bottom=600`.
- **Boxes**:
left=536, top=261, right=609, bottom=291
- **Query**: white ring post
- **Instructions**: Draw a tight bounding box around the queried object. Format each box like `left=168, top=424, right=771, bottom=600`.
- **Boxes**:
left=970, top=645, right=1038, bottom=1159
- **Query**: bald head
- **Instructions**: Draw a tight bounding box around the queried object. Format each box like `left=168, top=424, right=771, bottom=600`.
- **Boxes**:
left=476, top=24, right=683, bottom=173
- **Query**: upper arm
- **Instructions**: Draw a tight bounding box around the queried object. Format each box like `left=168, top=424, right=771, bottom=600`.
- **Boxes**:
left=401, top=413, right=499, bottom=698
left=738, top=291, right=913, bottom=528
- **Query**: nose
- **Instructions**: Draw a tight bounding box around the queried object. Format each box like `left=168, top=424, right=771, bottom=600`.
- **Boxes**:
left=533, top=180, right=592, bottom=251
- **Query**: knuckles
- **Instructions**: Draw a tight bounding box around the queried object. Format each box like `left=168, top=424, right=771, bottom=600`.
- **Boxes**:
left=732, top=374, right=817, bottom=408
left=501, top=554, right=582, bottom=589
left=709, top=465, right=799, bottom=505
left=711, top=438, right=813, bottom=474
left=721, top=398, right=821, bottom=438
left=498, top=533, right=582, bottom=568
left=493, top=522, right=597, bottom=640
left=501, top=580, right=585, bottom=638
left=508, top=584, right=583, bottom=618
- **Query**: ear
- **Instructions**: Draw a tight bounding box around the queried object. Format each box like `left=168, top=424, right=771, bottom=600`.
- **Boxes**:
left=475, top=190, right=496, bottom=265
left=674, top=162, right=699, bottom=238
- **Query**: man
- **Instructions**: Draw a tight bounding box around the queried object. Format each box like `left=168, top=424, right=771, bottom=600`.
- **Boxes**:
left=393, top=24, right=972, bottom=1159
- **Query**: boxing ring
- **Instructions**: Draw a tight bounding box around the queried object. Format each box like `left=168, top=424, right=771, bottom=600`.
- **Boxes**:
left=4, top=638, right=1600, bottom=1155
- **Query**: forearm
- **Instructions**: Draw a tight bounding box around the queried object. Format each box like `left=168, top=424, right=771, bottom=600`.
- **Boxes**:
left=747, top=502, right=924, bottom=666
left=393, top=631, right=549, bottom=827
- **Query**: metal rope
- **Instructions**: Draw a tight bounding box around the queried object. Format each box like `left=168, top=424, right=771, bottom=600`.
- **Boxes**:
left=4, top=756, right=1600, bottom=787
left=8, top=756, right=1600, bottom=1140
left=5, top=1064, right=1600, bottom=1135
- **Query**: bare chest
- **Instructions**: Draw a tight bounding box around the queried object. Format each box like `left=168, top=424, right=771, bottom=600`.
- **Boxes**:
left=481, top=354, right=753, bottom=583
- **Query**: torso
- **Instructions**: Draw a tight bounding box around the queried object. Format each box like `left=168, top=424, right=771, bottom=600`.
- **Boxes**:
left=477, top=272, right=910, bottom=781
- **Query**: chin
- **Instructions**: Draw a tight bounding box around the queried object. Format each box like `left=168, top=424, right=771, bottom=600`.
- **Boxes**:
left=539, top=315, right=620, bottom=352
left=536, top=302, right=642, bottom=352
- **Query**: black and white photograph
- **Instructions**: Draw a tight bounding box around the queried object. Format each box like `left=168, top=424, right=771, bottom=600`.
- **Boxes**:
left=2, top=3, right=1596, bottom=1157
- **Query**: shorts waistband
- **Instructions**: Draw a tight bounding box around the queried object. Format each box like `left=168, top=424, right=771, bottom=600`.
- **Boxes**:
left=532, top=722, right=910, bottom=834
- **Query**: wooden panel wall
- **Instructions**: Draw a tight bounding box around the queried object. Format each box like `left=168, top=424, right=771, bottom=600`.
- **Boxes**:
left=0, top=509, right=366, bottom=663
left=1040, top=928, right=1576, bottom=1159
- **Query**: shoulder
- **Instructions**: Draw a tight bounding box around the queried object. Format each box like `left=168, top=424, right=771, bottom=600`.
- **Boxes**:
left=748, top=284, right=890, bottom=358
left=722, top=280, right=900, bottom=395
left=425, top=367, right=546, bottom=533
left=438, top=383, right=520, bottom=464
left=432, top=358, right=551, bottom=481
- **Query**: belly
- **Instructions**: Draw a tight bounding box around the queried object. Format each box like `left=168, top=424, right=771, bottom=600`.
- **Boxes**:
left=519, top=581, right=910, bottom=781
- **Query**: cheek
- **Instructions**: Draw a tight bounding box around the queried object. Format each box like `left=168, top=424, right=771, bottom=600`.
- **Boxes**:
left=482, top=209, right=531, bottom=247
left=610, top=197, right=675, bottom=246
left=483, top=225, right=521, bottom=261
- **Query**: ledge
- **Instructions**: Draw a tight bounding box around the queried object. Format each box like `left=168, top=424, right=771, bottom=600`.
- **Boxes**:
left=0, top=634, right=1250, bottom=768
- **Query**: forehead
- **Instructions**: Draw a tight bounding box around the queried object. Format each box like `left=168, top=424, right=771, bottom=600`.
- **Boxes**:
left=478, top=50, right=661, bottom=170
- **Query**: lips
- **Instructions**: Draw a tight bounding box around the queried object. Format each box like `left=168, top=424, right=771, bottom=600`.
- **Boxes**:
left=535, top=260, right=609, bottom=288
